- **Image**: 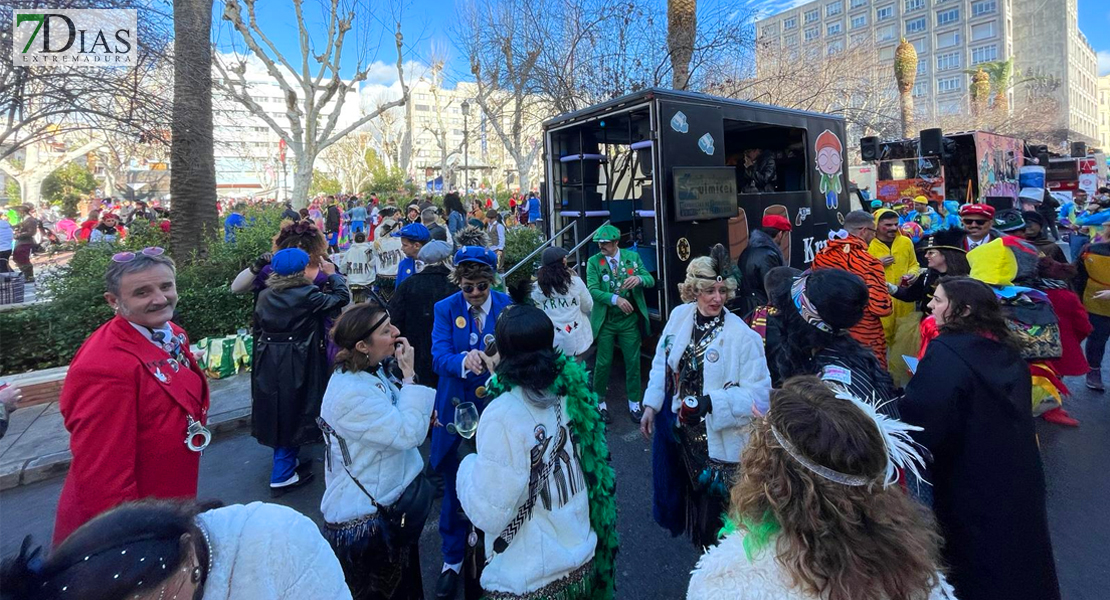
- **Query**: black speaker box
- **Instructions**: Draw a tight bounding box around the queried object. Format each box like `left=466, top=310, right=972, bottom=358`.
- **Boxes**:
left=860, top=136, right=881, bottom=161
left=920, top=128, right=943, bottom=156
left=1071, top=141, right=1087, bottom=158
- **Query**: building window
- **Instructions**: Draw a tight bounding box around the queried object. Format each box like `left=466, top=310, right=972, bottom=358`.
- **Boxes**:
left=971, top=21, right=995, bottom=41
left=936, top=30, right=960, bottom=47
left=971, top=0, right=996, bottom=16
left=937, top=76, right=963, bottom=93
left=851, top=14, right=868, bottom=28
left=970, top=44, right=998, bottom=64
left=850, top=32, right=868, bottom=45
left=911, top=37, right=928, bottom=53
left=762, top=23, right=779, bottom=37
left=805, top=26, right=820, bottom=41
left=936, top=8, right=959, bottom=25
left=936, top=51, right=961, bottom=70
left=917, top=61, right=928, bottom=76
left=785, top=33, right=799, bottom=47
left=851, top=0, right=868, bottom=7
left=913, top=81, right=928, bottom=96
left=876, top=5, right=894, bottom=20
left=805, top=8, right=820, bottom=22
left=827, top=1, right=843, bottom=16
left=880, top=46, right=895, bottom=60
left=905, top=17, right=926, bottom=33
left=939, top=100, right=962, bottom=115
left=828, top=40, right=845, bottom=54
left=905, top=0, right=924, bottom=13
left=415, top=104, right=431, bottom=111
left=827, top=21, right=843, bottom=35
left=784, top=16, right=798, bottom=29
left=877, top=24, right=897, bottom=42
left=936, top=51, right=963, bottom=70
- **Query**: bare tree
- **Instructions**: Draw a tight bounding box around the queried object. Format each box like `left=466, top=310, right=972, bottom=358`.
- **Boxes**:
left=214, top=0, right=411, bottom=207
left=318, top=131, right=374, bottom=193
left=0, top=136, right=104, bottom=206
left=422, top=56, right=465, bottom=189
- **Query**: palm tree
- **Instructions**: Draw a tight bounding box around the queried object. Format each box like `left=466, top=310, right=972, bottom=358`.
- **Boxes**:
left=970, top=68, right=990, bottom=120
left=894, top=38, right=918, bottom=138
left=170, top=0, right=218, bottom=258
left=668, top=0, right=697, bottom=90
left=979, top=58, right=1014, bottom=113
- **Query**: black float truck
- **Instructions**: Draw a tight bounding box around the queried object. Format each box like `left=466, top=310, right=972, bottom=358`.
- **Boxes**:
left=541, top=88, right=851, bottom=332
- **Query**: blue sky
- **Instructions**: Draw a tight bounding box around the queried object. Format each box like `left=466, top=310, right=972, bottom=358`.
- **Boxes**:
left=211, top=0, right=1110, bottom=85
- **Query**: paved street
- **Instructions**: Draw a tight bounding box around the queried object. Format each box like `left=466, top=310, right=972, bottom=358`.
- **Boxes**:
left=2, top=359, right=1109, bottom=599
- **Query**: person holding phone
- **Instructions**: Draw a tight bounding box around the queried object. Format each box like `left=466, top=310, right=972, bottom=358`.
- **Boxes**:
left=429, top=246, right=512, bottom=599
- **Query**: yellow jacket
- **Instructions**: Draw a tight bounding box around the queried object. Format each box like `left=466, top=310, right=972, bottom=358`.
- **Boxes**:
left=869, top=235, right=920, bottom=342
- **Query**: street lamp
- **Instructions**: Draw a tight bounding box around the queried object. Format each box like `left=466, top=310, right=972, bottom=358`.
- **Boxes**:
left=461, top=100, right=470, bottom=194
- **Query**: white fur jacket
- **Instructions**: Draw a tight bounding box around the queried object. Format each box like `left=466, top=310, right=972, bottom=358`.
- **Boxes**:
left=687, top=533, right=959, bottom=600
left=457, top=388, right=597, bottom=596
left=319, top=369, right=435, bottom=524
left=197, top=502, right=352, bottom=599
left=644, top=302, right=772, bottom=462
left=530, top=275, right=594, bottom=357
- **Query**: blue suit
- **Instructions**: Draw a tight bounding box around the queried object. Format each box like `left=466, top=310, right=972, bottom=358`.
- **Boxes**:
left=397, top=256, right=417, bottom=285
left=430, top=289, right=513, bottom=564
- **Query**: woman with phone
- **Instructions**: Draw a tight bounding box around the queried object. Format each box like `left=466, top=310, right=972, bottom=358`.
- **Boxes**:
left=319, top=301, right=435, bottom=599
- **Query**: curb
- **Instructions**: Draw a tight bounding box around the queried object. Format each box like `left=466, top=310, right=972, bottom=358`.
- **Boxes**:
left=0, top=408, right=253, bottom=491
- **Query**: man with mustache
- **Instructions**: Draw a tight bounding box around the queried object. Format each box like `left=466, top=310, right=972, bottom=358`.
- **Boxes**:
left=957, top=203, right=1001, bottom=252
left=53, top=248, right=211, bottom=545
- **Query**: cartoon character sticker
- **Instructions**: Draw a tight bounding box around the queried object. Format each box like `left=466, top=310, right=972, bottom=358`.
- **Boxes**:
left=814, top=130, right=843, bottom=210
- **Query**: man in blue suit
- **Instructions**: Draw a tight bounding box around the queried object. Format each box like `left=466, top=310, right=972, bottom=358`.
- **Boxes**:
left=430, top=246, right=512, bottom=599
left=392, top=222, right=430, bottom=286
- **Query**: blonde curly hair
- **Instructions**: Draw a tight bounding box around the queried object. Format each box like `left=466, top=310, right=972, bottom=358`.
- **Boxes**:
left=678, top=256, right=737, bottom=303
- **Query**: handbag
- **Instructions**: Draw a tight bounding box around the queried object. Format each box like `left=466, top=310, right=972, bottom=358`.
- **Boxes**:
left=318, top=417, right=434, bottom=549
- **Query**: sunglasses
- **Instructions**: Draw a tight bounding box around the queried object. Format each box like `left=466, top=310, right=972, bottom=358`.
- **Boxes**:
left=962, top=219, right=989, bottom=226
left=461, top=282, right=490, bottom=294
left=112, top=246, right=165, bottom=262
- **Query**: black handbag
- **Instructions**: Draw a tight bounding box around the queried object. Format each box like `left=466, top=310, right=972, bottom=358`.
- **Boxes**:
left=318, top=417, right=434, bottom=549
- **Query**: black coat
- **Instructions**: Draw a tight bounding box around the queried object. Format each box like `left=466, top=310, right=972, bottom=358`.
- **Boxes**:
left=735, top=229, right=785, bottom=317
left=389, top=264, right=457, bottom=387
left=251, top=274, right=349, bottom=448
left=900, top=332, right=1059, bottom=600
left=427, top=223, right=448, bottom=242
left=325, top=205, right=341, bottom=231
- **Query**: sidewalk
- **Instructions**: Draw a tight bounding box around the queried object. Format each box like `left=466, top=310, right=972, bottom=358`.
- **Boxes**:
left=0, top=371, right=252, bottom=491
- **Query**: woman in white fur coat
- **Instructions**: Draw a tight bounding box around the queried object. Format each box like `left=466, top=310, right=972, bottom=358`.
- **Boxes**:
left=640, top=245, right=772, bottom=548
left=457, top=306, right=604, bottom=599
left=2, top=500, right=352, bottom=600
left=530, top=246, right=594, bottom=359
left=318, top=301, right=436, bottom=600
left=688, top=376, right=956, bottom=600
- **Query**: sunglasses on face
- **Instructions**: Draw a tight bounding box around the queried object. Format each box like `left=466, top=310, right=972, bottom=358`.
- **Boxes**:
left=112, top=246, right=165, bottom=262
left=962, top=219, right=989, bottom=226
left=462, top=282, right=490, bottom=294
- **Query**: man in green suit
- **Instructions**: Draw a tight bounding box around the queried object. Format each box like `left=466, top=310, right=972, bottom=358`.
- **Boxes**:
left=586, top=224, right=655, bottom=423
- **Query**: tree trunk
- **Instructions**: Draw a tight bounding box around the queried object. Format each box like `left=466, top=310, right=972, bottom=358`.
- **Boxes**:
left=899, top=92, right=915, bottom=139
left=668, top=0, right=697, bottom=90
left=170, top=0, right=217, bottom=258
left=291, top=156, right=314, bottom=208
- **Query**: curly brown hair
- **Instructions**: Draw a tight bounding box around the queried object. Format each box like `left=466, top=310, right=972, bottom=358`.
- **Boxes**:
left=729, top=376, right=943, bottom=600
left=272, top=220, right=328, bottom=259
left=449, top=261, right=495, bottom=286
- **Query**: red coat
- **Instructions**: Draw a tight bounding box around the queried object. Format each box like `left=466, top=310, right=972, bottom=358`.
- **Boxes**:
left=53, top=317, right=210, bottom=545
left=1045, top=288, right=1093, bottom=377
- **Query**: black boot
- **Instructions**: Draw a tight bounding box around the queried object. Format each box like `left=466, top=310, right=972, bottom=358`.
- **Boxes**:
left=436, top=569, right=460, bottom=599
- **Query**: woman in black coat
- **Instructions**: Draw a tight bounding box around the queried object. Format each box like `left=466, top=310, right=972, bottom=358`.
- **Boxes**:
left=900, top=276, right=1060, bottom=600
left=252, top=248, right=349, bottom=495
left=388, top=240, right=458, bottom=387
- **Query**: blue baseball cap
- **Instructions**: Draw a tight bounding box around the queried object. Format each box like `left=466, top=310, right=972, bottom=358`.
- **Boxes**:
left=391, top=223, right=430, bottom=242
left=271, top=248, right=310, bottom=275
left=454, top=246, right=498, bottom=268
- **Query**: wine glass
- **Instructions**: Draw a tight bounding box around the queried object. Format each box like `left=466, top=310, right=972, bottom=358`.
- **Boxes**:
left=454, top=402, right=480, bottom=439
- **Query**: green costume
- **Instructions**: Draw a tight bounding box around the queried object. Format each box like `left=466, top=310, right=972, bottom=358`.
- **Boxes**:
left=586, top=225, right=654, bottom=405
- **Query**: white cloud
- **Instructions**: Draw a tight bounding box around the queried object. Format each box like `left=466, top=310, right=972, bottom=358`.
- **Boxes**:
left=1099, top=50, right=1110, bottom=77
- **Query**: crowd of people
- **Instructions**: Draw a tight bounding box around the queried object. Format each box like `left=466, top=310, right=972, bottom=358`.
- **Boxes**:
left=11, top=184, right=1110, bottom=600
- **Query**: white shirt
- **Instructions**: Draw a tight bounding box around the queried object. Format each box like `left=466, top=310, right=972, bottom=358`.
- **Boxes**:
left=128, top=321, right=175, bottom=349
left=604, top=249, right=622, bottom=305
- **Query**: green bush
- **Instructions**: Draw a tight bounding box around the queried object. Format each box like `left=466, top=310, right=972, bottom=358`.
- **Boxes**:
left=501, top=225, right=544, bottom=304
left=0, top=206, right=286, bottom=374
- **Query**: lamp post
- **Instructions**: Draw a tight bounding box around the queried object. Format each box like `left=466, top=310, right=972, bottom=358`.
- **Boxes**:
left=461, top=100, right=470, bottom=194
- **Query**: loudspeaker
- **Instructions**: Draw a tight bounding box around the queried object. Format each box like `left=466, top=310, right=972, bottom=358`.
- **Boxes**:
left=860, top=136, right=881, bottom=161
left=920, top=128, right=943, bottom=156
left=1071, top=141, right=1087, bottom=158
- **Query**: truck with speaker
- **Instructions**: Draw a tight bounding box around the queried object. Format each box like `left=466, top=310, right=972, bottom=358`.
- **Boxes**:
left=540, top=88, right=850, bottom=331
left=858, top=130, right=1028, bottom=213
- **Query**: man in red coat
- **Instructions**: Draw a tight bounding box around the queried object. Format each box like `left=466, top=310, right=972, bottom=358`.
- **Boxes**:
left=53, top=247, right=210, bottom=545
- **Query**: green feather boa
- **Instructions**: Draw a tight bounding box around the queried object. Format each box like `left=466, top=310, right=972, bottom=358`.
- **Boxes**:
left=484, top=353, right=618, bottom=600
left=718, top=511, right=781, bottom=563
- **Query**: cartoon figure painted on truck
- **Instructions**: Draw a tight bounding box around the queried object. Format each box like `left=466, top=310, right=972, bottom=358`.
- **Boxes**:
left=815, top=130, right=844, bottom=210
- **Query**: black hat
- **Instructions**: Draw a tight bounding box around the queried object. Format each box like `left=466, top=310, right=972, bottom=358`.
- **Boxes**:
left=541, top=246, right=569, bottom=267
left=993, top=208, right=1025, bottom=233
left=921, top=228, right=967, bottom=253
left=1022, top=211, right=1046, bottom=227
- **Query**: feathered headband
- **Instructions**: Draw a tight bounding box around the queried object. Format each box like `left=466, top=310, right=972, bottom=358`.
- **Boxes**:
left=692, top=243, right=734, bottom=282
left=771, top=389, right=927, bottom=489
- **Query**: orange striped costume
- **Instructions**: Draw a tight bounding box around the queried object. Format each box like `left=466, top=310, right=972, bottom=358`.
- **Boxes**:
left=812, top=236, right=894, bottom=368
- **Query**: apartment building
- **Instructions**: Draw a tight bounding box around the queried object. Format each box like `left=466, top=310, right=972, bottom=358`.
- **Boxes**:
left=1098, top=74, right=1110, bottom=152
left=755, top=0, right=1098, bottom=144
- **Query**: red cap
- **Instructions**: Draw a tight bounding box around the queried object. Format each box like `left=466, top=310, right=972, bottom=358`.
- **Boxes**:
left=958, top=203, right=996, bottom=219
left=762, top=214, right=792, bottom=231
